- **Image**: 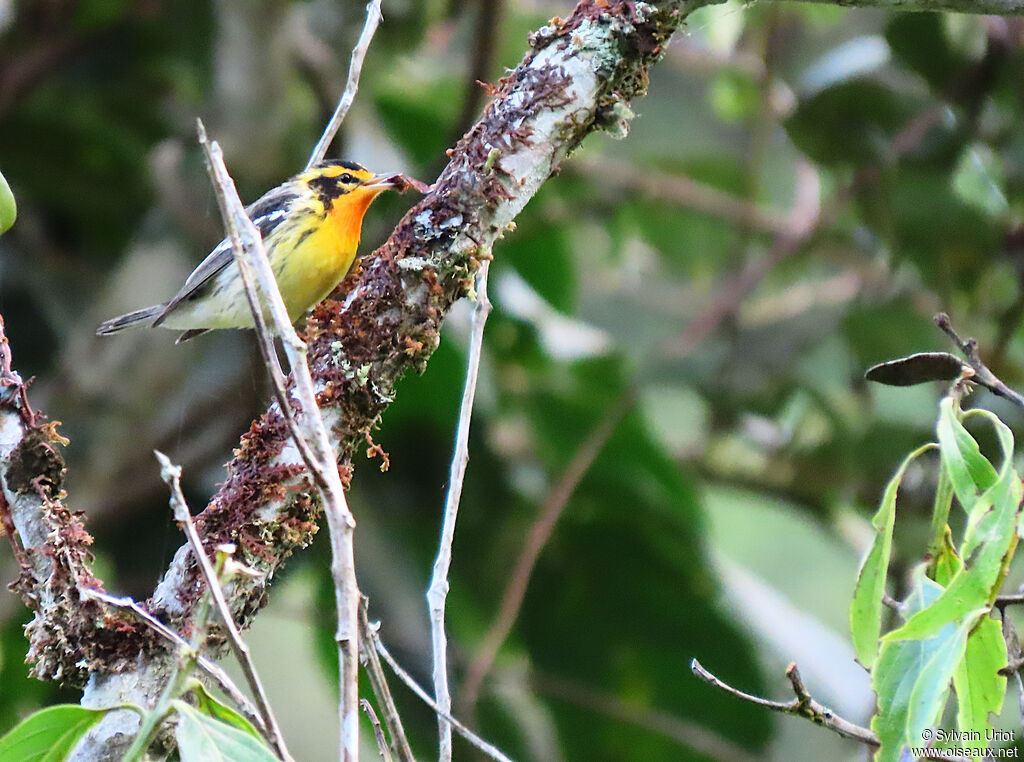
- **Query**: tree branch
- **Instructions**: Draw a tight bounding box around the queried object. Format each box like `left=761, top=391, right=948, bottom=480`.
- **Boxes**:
left=0, top=0, right=775, bottom=757
left=690, top=659, right=879, bottom=748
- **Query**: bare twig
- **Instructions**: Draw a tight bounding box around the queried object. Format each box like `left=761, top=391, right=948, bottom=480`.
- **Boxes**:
left=690, top=659, right=879, bottom=748
left=358, top=598, right=417, bottom=762
left=361, top=699, right=393, bottom=762
left=428, top=259, right=492, bottom=760
left=368, top=621, right=513, bottom=762
left=198, top=124, right=361, bottom=762
left=154, top=451, right=292, bottom=761
left=306, top=0, right=383, bottom=168
left=934, top=312, right=1024, bottom=409
left=530, top=670, right=762, bottom=762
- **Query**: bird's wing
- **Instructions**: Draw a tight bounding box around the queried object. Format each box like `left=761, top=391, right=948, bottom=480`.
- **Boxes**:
left=153, top=185, right=299, bottom=325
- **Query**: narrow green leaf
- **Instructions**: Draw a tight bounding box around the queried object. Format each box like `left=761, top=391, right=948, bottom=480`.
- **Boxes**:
left=172, top=701, right=278, bottom=762
left=872, top=575, right=986, bottom=762
left=885, top=468, right=1020, bottom=643
left=960, top=409, right=1015, bottom=559
left=191, top=683, right=263, bottom=740
left=926, top=463, right=954, bottom=571
left=930, top=526, right=963, bottom=587
left=952, top=616, right=1006, bottom=754
left=936, top=397, right=998, bottom=514
left=0, top=169, right=15, bottom=235
left=851, top=443, right=937, bottom=668
left=905, top=611, right=985, bottom=748
left=886, top=408, right=1021, bottom=643
left=872, top=577, right=951, bottom=762
left=0, top=705, right=107, bottom=762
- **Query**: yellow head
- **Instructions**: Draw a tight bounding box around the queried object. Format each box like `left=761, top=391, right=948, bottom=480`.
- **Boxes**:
left=297, top=160, right=399, bottom=240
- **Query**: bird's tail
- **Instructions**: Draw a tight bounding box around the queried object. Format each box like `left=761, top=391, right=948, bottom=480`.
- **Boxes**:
left=96, top=305, right=165, bottom=336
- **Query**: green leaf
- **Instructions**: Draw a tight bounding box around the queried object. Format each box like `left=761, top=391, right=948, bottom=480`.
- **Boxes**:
left=930, top=526, right=963, bottom=587
left=850, top=443, right=936, bottom=668
left=172, top=702, right=279, bottom=762
left=871, top=576, right=979, bottom=762
left=952, top=616, right=1006, bottom=754
left=0, top=169, right=15, bottom=235
left=885, top=408, right=1020, bottom=643
left=936, top=397, right=998, bottom=518
left=0, top=705, right=107, bottom=762
left=959, top=409, right=1015, bottom=560
left=905, top=612, right=984, bottom=749
left=886, top=13, right=963, bottom=92
left=191, top=683, right=262, bottom=740
left=785, top=80, right=915, bottom=166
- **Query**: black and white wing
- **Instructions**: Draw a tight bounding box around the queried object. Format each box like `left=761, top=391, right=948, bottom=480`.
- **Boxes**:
left=153, top=184, right=299, bottom=325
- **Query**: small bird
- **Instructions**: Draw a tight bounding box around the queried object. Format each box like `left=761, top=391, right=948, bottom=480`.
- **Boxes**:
left=97, top=160, right=402, bottom=343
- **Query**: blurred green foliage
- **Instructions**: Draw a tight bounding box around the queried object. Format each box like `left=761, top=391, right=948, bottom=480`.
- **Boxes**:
left=4, top=0, right=1024, bottom=760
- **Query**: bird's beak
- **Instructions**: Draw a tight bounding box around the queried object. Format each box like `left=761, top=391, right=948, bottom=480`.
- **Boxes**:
left=361, top=173, right=406, bottom=192
left=361, top=173, right=431, bottom=193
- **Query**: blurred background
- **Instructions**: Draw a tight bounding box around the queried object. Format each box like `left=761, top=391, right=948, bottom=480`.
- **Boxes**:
left=3, top=0, right=1024, bottom=759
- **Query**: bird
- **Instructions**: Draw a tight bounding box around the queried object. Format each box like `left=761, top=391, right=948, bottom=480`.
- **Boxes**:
left=96, top=160, right=402, bottom=343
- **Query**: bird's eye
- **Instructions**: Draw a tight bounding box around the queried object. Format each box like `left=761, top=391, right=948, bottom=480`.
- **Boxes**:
left=338, top=173, right=355, bottom=184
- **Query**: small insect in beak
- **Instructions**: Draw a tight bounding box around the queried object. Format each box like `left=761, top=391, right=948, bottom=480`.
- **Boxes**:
left=361, top=173, right=432, bottom=193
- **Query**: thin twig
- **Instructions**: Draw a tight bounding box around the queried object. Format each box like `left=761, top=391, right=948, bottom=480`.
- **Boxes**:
left=358, top=597, right=417, bottom=762
left=154, top=451, right=292, bottom=762
left=361, top=699, right=393, bottom=762
left=934, top=312, right=1024, bottom=409
left=306, top=0, right=383, bottom=169
left=428, top=258, right=492, bottom=761
left=82, top=589, right=268, bottom=741
left=690, top=659, right=880, bottom=748
left=368, top=622, right=513, bottom=762
left=530, top=670, right=762, bottom=762
left=460, top=387, right=635, bottom=711
left=198, top=122, right=361, bottom=762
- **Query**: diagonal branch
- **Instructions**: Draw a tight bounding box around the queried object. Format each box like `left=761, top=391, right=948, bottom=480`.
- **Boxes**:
left=4, top=1, right=724, bottom=757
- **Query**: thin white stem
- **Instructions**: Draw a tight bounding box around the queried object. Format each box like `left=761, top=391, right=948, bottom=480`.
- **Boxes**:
left=197, top=123, right=361, bottom=762
left=426, top=259, right=491, bottom=761
left=306, top=0, right=383, bottom=169
left=369, top=619, right=513, bottom=762
left=360, top=699, right=392, bottom=762
left=153, top=450, right=293, bottom=762
left=357, top=597, right=417, bottom=762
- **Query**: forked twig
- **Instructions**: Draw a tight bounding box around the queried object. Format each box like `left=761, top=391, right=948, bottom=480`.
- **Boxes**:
left=934, top=312, right=1024, bottom=409
left=358, top=597, right=416, bottom=762
left=366, top=615, right=512, bottom=762
left=690, top=659, right=878, bottom=748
